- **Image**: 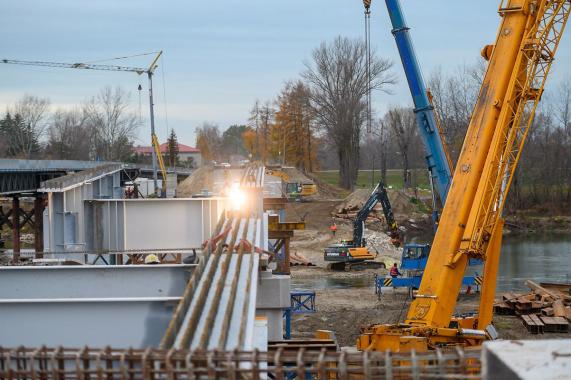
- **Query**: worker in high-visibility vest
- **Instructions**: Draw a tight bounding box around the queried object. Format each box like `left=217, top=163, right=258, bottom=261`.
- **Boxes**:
left=389, top=263, right=402, bottom=278
left=329, top=222, right=337, bottom=237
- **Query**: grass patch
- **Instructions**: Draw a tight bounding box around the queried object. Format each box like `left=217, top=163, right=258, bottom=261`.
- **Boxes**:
left=316, top=169, right=430, bottom=190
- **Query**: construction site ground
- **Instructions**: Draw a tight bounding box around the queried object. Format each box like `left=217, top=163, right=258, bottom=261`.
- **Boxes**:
left=286, top=199, right=569, bottom=346
left=281, top=177, right=568, bottom=347
left=176, top=166, right=569, bottom=347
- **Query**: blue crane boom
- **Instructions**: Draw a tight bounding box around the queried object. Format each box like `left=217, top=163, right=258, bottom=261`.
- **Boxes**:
left=384, top=0, right=452, bottom=203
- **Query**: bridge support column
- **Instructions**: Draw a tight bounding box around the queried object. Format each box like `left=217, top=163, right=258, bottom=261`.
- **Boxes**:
left=34, top=196, right=45, bottom=258
left=12, top=197, right=20, bottom=263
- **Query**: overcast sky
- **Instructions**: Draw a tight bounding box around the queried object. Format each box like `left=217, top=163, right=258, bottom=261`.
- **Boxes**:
left=1, top=0, right=570, bottom=147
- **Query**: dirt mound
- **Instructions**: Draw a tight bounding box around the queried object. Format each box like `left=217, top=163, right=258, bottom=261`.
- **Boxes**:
left=336, top=189, right=370, bottom=214
left=336, top=188, right=417, bottom=217
left=176, top=166, right=213, bottom=197
left=281, top=167, right=310, bottom=183
left=388, top=190, right=417, bottom=216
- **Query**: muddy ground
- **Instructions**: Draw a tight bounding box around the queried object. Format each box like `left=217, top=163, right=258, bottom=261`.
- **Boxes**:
left=175, top=166, right=569, bottom=346
left=284, top=198, right=568, bottom=347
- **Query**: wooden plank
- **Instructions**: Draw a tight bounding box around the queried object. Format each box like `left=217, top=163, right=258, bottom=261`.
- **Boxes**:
left=553, top=299, right=566, bottom=318
left=527, top=280, right=558, bottom=297
left=526, top=280, right=560, bottom=300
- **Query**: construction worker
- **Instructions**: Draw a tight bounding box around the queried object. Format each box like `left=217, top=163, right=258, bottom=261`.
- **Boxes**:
left=144, top=254, right=160, bottom=265
left=389, top=262, right=402, bottom=278
left=329, top=222, right=337, bottom=237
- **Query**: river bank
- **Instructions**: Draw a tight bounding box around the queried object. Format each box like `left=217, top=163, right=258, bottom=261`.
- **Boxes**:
left=504, top=214, right=571, bottom=235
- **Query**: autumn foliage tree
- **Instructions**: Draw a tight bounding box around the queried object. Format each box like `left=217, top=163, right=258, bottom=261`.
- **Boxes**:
left=242, top=128, right=257, bottom=158
left=195, top=123, right=222, bottom=161
left=273, top=80, right=317, bottom=172
left=248, top=100, right=274, bottom=164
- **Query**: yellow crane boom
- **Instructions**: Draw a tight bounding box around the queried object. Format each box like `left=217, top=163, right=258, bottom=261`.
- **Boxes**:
left=358, top=0, right=570, bottom=351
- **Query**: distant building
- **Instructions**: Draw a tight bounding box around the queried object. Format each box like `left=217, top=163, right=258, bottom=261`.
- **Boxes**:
left=133, top=143, right=201, bottom=168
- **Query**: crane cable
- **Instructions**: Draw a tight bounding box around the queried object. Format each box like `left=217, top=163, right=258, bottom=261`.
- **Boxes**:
left=364, top=0, right=372, bottom=134
left=82, top=51, right=161, bottom=65
left=137, top=84, right=143, bottom=124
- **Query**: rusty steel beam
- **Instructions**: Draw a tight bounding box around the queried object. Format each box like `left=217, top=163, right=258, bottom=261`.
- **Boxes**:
left=0, top=346, right=483, bottom=379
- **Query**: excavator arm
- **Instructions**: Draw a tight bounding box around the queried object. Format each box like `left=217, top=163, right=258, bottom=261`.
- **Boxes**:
left=352, top=181, right=398, bottom=247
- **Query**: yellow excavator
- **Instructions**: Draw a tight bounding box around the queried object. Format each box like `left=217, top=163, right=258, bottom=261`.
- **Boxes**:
left=357, top=0, right=570, bottom=351
left=265, top=166, right=317, bottom=199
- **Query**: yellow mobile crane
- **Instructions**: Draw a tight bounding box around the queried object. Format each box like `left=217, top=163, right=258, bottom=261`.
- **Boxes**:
left=357, top=0, right=570, bottom=351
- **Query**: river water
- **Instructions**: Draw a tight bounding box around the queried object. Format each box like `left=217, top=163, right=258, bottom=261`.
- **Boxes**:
left=291, top=234, right=571, bottom=292
left=498, top=234, right=571, bottom=292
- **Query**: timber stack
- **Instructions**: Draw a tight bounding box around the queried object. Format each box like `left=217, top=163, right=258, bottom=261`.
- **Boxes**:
left=494, top=281, right=571, bottom=334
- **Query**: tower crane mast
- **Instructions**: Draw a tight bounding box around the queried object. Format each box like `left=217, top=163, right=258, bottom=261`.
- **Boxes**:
left=357, top=0, right=570, bottom=351
left=1, top=52, right=168, bottom=197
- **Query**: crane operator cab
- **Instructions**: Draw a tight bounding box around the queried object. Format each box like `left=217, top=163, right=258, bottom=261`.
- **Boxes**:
left=400, top=243, right=431, bottom=271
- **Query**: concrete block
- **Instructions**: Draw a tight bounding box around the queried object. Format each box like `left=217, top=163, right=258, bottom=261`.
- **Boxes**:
left=482, top=339, right=571, bottom=380
left=256, top=271, right=290, bottom=309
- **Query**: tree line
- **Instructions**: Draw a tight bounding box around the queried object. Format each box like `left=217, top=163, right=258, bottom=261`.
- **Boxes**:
left=360, top=63, right=570, bottom=210
left=0, top=87, right=140, bottom=162
left=195, top=36, right=395, bottom=189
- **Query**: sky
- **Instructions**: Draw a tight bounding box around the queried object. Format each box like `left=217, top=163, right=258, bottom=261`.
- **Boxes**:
left=1, top=0, right=570, bottom=147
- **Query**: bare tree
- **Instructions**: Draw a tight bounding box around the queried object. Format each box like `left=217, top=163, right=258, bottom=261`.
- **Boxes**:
left=554, top=78, right=571, bottom=135
left=10, top=95, right=50, bottom=158
left=428, top=63, right=482, bottom=164
left=83, top=86, right=139, bottom=161
left=385, top=107, right=417, bottom=188
left=303, top=36, right=395, bottom=190
left=259, top=101, right=274, bottom=164
left=46, top=109, right=91, bottom=160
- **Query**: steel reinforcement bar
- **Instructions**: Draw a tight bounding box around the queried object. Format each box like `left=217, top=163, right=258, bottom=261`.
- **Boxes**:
left=0, top=346, right=482, bottom=379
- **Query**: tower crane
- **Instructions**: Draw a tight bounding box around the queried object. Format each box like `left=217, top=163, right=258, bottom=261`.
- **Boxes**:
left=1, top=51, right=168, bottom=197
left=357, top=0, right=570, bottom=351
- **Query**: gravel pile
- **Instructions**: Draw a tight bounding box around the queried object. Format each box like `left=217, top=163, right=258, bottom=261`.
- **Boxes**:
left=363, top=228, right=402, bottom=260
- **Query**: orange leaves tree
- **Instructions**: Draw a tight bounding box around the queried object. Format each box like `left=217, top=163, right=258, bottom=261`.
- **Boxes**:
left=273, top=80, right=317, bottom=172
